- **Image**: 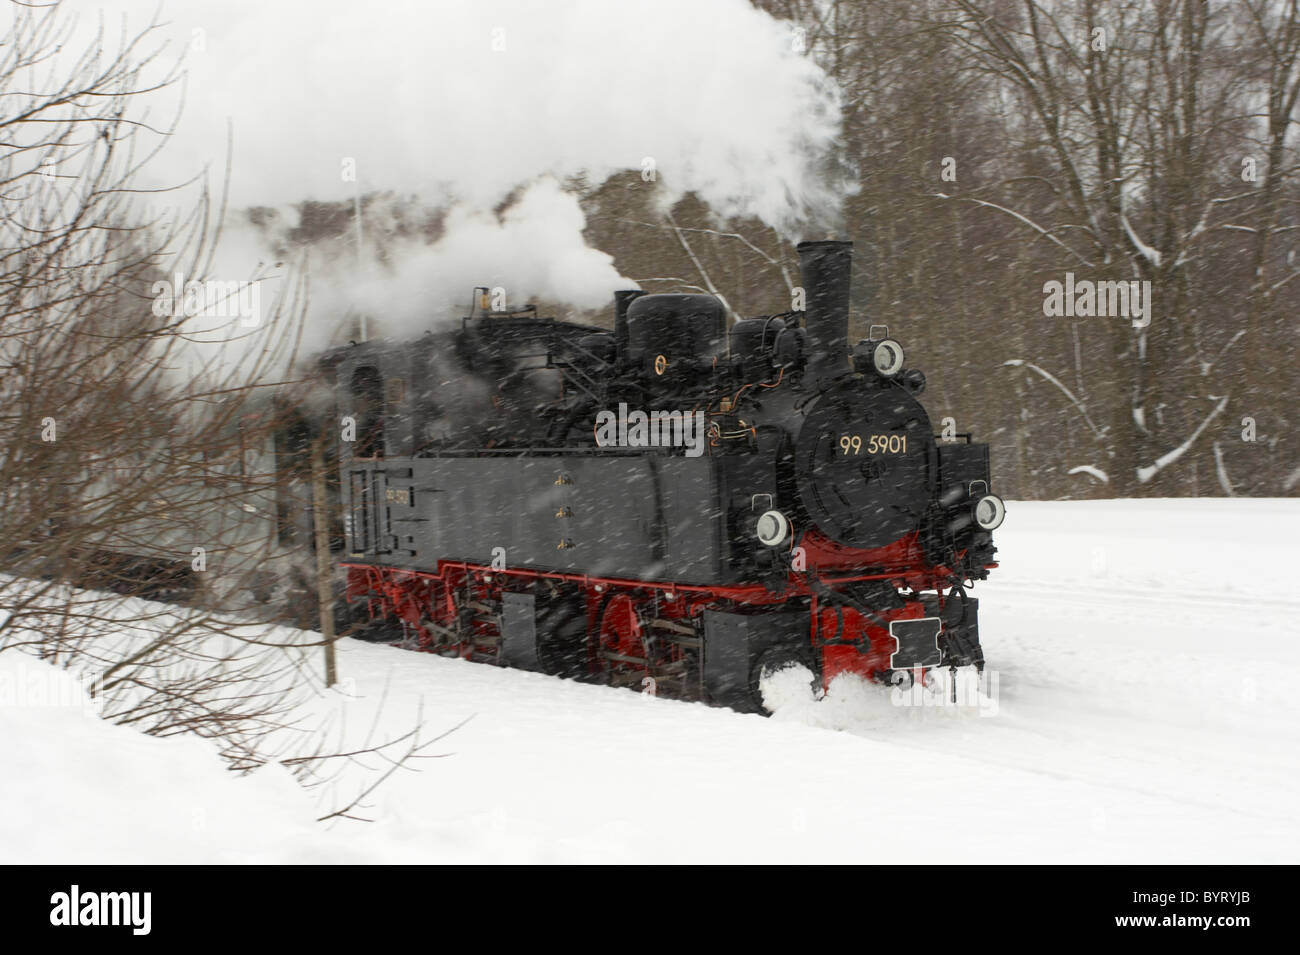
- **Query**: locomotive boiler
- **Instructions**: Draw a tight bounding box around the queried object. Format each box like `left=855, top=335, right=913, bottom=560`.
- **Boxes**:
left=330, top=240, right=1003, bottom=712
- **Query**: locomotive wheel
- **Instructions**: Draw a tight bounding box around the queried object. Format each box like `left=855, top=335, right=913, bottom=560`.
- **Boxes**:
left=535, top=591, right=587, bottom=680
left=752, top=646, right=819, bottom=715
left=346, top=612, right=404, bottom=643
left=596, top=593, right=650, bottom=686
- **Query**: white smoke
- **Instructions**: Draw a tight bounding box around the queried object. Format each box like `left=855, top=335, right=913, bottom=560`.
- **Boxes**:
left=314, top=178, right=629, bottom=329
left=82, top=0, right=846, bottom=349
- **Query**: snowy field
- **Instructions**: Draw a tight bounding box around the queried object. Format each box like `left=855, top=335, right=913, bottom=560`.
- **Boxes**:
left=3, top=499, right=1298, bottom=864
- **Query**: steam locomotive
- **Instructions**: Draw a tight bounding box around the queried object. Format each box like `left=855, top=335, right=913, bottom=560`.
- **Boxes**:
left=325, top=240, right=1004, bottom=712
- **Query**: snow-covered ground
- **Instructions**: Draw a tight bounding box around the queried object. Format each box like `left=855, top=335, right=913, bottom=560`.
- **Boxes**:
left=3, top=499, right=1298, bottom=863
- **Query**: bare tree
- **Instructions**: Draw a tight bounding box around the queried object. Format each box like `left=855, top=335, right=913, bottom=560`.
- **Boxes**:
left=0, top=1, right=435, bottom=808
left=941, top=0, right=1299, bottom=494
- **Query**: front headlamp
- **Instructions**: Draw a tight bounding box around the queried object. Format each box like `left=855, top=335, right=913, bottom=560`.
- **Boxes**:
left=755, top=509, right=791, bottom=547
left=973, top=493, right=1006, bottom=531
left=870, top=339, right=905, bottom=378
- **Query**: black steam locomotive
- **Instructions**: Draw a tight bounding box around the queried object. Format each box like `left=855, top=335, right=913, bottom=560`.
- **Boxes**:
left=327, top=240, right=1003, bottom=712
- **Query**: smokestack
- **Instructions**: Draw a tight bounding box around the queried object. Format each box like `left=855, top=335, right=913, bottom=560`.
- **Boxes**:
left=613, top=289, right=645, bottom=360
left=797, top=239, right=853, bottom=383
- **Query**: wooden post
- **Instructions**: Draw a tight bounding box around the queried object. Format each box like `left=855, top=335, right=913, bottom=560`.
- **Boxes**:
left=310, top=435, right=337, bottom=685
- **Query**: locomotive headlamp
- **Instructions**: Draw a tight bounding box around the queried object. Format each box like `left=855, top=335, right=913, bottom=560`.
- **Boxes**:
left=870, top=339, right=905, bottom=378
left=973, top=493, right=1006, bottom=531
left=755, top=509, right=791, bottom=547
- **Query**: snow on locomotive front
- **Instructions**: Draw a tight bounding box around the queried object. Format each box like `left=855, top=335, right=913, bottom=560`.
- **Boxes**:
left=332, top=239, right=1004, bottom=712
